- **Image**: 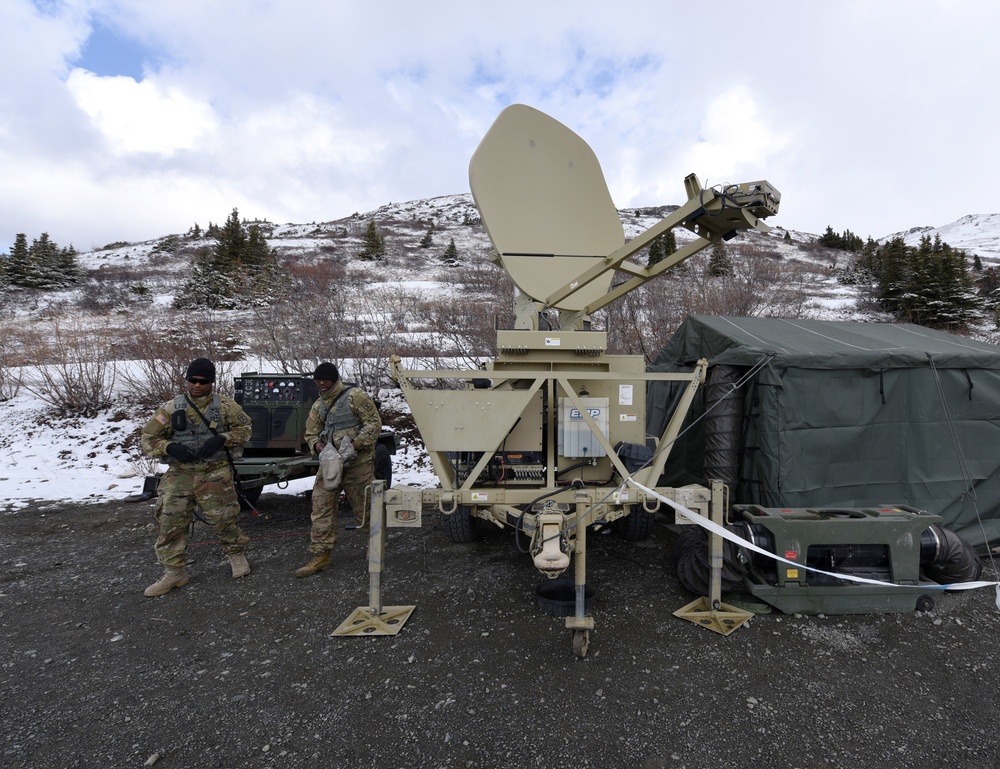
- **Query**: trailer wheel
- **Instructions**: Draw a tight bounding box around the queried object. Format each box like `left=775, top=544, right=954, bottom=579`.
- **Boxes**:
left=612, top=506, right=655, bottom=541
left=374, top=443, right=393, bottom=487
left=238, top=483, right=263, bottom=511
left=915, top=594, right=934, bottom=613
left=443, top=505, right=482, bottom=543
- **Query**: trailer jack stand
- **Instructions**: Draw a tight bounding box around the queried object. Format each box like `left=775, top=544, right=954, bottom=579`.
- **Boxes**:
left=333, top=481, right=416, bottom=638
left=673, top=597, right=752, bottom=636
left=674, top=484, right=752, bottom=635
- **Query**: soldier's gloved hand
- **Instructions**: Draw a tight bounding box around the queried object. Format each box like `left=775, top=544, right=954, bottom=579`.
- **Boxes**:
left=166, top=442, right=199, bottom=464
left=338, top=435, right=358, bottom=463
left=198, top=434, right=227, bottom=459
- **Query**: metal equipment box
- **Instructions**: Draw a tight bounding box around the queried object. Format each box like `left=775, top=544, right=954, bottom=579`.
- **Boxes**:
left=734, top=504, right=943, bottom=615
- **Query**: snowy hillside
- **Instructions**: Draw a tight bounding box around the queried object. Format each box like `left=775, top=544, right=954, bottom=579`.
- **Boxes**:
left=4, top=194, right=1000, bottom=511
left=885, top=213, right=1000, bottom=263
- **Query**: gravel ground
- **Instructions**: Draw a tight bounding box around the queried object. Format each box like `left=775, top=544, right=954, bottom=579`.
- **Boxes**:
left=3, top=493, right=1000, bottom=769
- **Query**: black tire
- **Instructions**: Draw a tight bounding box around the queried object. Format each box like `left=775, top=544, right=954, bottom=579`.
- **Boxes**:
left=612, top=506, right=656, bottom=541
left=915, top=594, right=935, bottom=613
left=238, top=483, right=263, bottom=511
left=374, top=443, right=393, bottom=487
left=443, top=505, right=482, bottom=543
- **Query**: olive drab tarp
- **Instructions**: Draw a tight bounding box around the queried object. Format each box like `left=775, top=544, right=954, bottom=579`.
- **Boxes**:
left=647, top=315, right=1000, bottom=547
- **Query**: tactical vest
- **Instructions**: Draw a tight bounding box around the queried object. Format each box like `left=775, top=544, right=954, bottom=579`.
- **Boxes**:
left=165, top=393, right=232, bottom=464
left=318, top=386, right=360, bottom=446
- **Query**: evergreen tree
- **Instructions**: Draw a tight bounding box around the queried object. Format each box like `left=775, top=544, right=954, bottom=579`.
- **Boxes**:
left=647, top=237, right=661, bottom=267
left=358, top=220, right=386, bottom=261
left=4, top=233, right=79, bottom=290
left=646, top=231, right=677, bottom=268
left=818, top=226, right=864, bottom=252
left=860, top=234, right=980, bottom=330
left=818, top=226, right=839, bottom=248
left=707, top=241, right=732, bottom=277
left=442, top=238, right=459, bottom=262
left=21, top=233, right=58, bottom=289
left=5, top=234, right=30, bottom=287
left=174, top=208, right=281, bottom=309
left=51, top=244, right=81, bottom=288
left=420, top=225, right=434, bottom=249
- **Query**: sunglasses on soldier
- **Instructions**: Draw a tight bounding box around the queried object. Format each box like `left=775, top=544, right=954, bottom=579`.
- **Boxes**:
left=187, top=377, right=212, bottom=385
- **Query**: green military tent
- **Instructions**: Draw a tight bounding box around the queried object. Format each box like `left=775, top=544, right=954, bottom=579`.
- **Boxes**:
left=647, top=315, right=1000, bottom=547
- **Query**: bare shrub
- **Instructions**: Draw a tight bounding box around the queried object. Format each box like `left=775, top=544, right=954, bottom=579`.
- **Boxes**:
left=23, top=320, right=118, bottom=417
left=441, top=256, right=512, bottom=297
left=0, top=322, right=38, bottom=400
left=605, top=244, right=812, bottom=363
left=76, top=266, right=156, bottom=312
left=245, top=258, right=351, bottom=374
left=115, top=310, right=243, bottom=408
left=419, top=295, right=509, bottom=366
left=341, top=288, right=430, bottom=393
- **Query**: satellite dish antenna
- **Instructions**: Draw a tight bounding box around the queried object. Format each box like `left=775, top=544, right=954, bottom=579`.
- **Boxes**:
left=469, top=104, right=624, bottom=315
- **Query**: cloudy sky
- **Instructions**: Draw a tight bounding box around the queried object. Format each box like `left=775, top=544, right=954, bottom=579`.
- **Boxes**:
left=3, top=0, right=999, bottom=253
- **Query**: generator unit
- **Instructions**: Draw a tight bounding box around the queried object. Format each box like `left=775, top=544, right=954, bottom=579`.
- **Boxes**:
left=729, top=504, right=981, bottom=615
left=234, top=373, right=318, bottom=454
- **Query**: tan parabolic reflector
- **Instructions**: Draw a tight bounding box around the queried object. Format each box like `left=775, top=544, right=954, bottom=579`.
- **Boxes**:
left=468, top=104, right=624, bottom=311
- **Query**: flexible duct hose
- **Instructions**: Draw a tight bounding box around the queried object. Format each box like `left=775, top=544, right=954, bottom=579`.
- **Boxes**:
left=921, top=523, right=983, bottom=583
left=673, top=524, right=748, bottom=596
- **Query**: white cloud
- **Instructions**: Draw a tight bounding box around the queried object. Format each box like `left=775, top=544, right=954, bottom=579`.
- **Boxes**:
left=4, top=0, right=1000, bottom=250
left=67, top=68, right=217, bottom=154
left=682, top=87, right=789, bottom=184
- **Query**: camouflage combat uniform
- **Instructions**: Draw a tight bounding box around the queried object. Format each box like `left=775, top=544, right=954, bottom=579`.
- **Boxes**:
left=141, top=393, right=253, bottom=568
left=303, top=380, right=382, bottom=552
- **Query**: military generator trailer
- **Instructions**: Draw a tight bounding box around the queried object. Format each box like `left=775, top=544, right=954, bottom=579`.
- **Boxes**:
left=381, top=104, right=783, bottom=656
left=127, top=371, right=397, bottom=510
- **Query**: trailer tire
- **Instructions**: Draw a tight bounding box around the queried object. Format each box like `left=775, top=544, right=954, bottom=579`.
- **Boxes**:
left=374, top=443, right=393, bottom=487
left=613, top=506, right=655, bottom=541
left=238, top=483, right=263, bottom=511
left=443, top=505, right=482, bottom=543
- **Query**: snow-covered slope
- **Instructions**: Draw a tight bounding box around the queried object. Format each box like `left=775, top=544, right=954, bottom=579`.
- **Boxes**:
left=884, top=213, right=1000, bottom=263
left=5, top=195, right=1000, bottom=511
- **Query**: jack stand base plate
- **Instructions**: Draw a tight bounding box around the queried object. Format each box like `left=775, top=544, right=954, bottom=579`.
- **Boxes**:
left=332, top=605, right=416, bottom=637
left=674, top=597, right=754, bottom=635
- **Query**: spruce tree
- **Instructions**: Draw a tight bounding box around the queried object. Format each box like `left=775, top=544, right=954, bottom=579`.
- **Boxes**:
left=51, top=244, right=81, bottom=288
left=19, top=233, right=60, bottom=289
left=866, top=234, right=980, bottom=330
left=174, top=208, right=280, bottom=309
left=646, top=237, right=662, bottom=267
left=5, top=234, right=30, bottom=288
left=442, top=238, right=458, bottom=262
left=707, top=241, right=732, bottom=277
left=646, top=231, right=677, bottom=268
left=358, top=220, right=386, bottom=261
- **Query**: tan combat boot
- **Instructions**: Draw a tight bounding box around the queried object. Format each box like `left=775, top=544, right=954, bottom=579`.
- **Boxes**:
left=144, top=566, right=189, bottom=597
left=295, top=552, right=332, bottom=578
left=228, top=553, right=251, bottom=579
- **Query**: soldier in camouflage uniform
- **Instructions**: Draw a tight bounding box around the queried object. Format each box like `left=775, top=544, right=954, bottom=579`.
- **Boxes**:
left=296, top=361, right=382, bottom=578
left=140, top=358, right=254, bottom=596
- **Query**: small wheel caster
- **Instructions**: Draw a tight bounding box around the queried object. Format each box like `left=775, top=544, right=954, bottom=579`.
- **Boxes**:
left=572, top=629, right=590, bottom=658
